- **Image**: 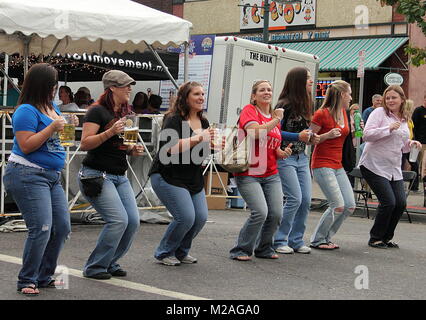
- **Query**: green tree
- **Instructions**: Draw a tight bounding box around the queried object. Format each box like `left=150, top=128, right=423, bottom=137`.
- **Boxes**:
left=378, top=0, right=426, bottom=66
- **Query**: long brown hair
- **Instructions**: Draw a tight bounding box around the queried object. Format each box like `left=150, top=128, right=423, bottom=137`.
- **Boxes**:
left=277, top=67, right=312, bottom=120
left=382, top=85, right=409, bottom=121
left=320, top=80, right=350, bottom=123
left=16, top=63, right=58, bottom=112
left=166, top=81, right=205, bottom=120
left=93, top=88, right=131, bottom=118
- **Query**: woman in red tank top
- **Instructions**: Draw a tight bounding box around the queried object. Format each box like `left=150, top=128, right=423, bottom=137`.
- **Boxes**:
left=309, top=80, right=356, bottom=250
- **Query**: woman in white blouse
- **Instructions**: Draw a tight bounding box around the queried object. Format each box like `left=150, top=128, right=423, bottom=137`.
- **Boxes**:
left=359, top=85, right=421, bottom=249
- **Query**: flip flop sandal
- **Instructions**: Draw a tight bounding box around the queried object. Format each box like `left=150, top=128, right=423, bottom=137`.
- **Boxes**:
left=368, top=241, right=388, bottom=249
left=18, top=284, right=40, bottom=295
left=232, top=255, right=252, bottom=261
left=255, top=254, right=279, bottom=259
left=41, top=279, right=65, bottom=288
left=328, top=242, right=340, bottom=249
left=386, top=241, right=399, bottom=248
left=310, top=243, right=335, bottom=250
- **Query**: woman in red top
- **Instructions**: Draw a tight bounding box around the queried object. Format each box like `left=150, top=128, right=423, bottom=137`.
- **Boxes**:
left=229, top=80, right=292, bottom=261
left=309, top=80, right=356, bottom=250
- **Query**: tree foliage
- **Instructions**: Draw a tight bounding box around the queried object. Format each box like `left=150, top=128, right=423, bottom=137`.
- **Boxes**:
left=378, top=0, right=426, bottom=66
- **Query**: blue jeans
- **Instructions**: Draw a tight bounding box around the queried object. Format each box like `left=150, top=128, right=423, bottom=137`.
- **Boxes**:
left=311, top=167, right=356, bottom=246
left=78, top=166, right=140, bottom=276
left=230, top=174, right=283, bottom=258
left=274, top=154, right=311, bottom=250
left=3, top=162, right=71, bottom=289
left=150, top=173, right=208, bottom=260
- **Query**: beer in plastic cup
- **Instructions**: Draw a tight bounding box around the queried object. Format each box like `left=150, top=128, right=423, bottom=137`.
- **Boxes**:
left=409, top=145, right=420, bottom=162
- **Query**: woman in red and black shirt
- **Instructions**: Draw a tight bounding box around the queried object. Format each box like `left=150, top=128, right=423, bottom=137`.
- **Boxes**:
left=229, top=80, right=292, bottom=261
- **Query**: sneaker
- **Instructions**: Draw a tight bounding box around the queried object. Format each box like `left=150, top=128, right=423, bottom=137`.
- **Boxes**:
left=110, top=268, right=127, bottom=277
left=158, top=256, right=181, bottom=266
left=275, top=245, right=294, bottom=254
left=83, top=272, right=112, bottom=280
left=180, top=255, right=198, bottom=264
left=294, top=246, right=311, bottom=254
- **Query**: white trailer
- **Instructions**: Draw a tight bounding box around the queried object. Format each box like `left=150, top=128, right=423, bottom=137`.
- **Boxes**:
left=206, top=36, right=320, bottom=126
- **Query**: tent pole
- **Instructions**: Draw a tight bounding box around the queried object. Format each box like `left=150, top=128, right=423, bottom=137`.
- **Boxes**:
left=184, top=41, right=189, bottom=82
left=144, top=41, right=179, bottom=89
left=2, top=54, right=8, bottom=106
left=23, top=37, right=30, bottom=76
left=0, top=67, right=20, bottom=93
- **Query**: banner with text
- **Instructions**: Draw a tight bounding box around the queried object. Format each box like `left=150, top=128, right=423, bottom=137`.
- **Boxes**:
left=160, top=35, right=215, bottom=111
left=240, top=0, right=316, bottom=30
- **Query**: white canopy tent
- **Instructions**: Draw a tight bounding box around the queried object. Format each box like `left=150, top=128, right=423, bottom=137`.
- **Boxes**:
left=0, top=0, right=192, bottom=84
left=0, top=0, right=193, bottom=219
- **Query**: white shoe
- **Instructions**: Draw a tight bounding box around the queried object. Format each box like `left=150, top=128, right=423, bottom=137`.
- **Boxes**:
left=275, top=245, right=294, bottom=254
left=158, top=256, right=181, bottom=266
left=294, top=246, right=311, bottom=254
left=180, top=255, right=198, bottom=264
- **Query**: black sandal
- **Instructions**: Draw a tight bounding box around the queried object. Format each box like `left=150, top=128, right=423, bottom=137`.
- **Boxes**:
left=386, top=241, right=399, bottom=248
left=17, top=284, right=40, bottom=295
left=368, top=241, right=388, bottom=249
left=41, top=279, right=65, bottom=288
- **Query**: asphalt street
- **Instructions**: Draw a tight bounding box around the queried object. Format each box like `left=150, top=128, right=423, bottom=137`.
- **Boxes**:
left=1, top=205, right=426, bottom=301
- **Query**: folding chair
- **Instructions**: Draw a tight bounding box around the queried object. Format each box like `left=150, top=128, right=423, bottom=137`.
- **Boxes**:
left=348, top=168, right=370, bottom=219
left=402, top=170, right=417, bottom=223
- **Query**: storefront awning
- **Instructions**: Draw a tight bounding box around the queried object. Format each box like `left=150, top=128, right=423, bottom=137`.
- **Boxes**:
left=274, top=37, right=408, bottom=71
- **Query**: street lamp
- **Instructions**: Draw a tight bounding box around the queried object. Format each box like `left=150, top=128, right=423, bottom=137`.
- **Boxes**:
left=262, top=0, right=302, bottom=43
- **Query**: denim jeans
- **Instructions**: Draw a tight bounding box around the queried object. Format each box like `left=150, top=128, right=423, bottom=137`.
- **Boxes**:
left=274, top=154, right=311, bottom=250
left=311, top=167, right=356, bottom=246
left=150, top=173, right=208, bottom=260
left=78, top=166, right=140, bottom=276
left=230, top=174, right=283, bottom=258
left=3, top=162, right=71, bottom=289
left=360, top=166, right=406, bottom=243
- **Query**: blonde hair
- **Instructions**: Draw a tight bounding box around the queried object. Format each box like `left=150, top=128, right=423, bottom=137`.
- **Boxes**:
left=250, top=80, right=273, bottom=115
left=320, top=80, right=351, bottom=122
left=382, top=85, right=409, bottom=121
left=349, top=103, right=359, bottom=112
left=406, top=99, right=414, bottom=117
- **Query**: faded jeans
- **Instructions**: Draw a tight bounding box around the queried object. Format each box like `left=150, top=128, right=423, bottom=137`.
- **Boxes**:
left=3, top=162, right=71, bottom=290
left=79, top=166, right=140, bottom=276
left=150, top=173, right=208, bottom=260
left=230, top=174, right=283, bottom=258
left=311, top=167, right=356, bottom=246
left=274, top=154, right=311, bottom=250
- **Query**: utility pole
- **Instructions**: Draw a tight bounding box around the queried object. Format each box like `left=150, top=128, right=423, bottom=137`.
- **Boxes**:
left=263, top=0, right=270, bottom=44
left=263, top=0, right=301, bottom=44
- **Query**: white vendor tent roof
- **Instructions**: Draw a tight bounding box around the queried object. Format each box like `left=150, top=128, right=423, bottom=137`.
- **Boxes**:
left=0, top=0, right=193, bottom=55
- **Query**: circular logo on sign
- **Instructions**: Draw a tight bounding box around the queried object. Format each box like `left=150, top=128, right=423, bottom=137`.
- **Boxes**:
left=384, top=73, right=403, bottom=86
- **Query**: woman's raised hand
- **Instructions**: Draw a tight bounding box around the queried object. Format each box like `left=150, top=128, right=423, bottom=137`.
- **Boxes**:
left=389, top=122, right=401, bottom=132
left=276, top=143, right=292, bottom=159
left=273, top=108, right=284, bottom=121
left=327, top=128, right=342, bottom=139
left=111, top=118, right=125, bottom=135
